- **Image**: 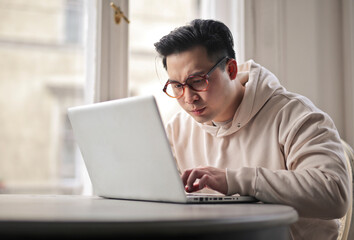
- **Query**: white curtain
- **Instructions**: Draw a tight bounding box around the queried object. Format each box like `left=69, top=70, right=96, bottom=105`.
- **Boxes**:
left=200, top=0, right=354, bottom=147
left=200, top=0, right=245, bottom=64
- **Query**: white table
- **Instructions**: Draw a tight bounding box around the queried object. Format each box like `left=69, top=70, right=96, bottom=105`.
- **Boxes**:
left=0, top=194, right=298, bottom=239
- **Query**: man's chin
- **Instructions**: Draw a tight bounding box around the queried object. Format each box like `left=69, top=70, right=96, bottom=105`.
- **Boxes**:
left=189, top=114, right=211, bottom=124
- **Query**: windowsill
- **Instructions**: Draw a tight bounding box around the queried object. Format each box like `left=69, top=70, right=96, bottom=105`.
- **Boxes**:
left=0, top=180, right=84, bottom=195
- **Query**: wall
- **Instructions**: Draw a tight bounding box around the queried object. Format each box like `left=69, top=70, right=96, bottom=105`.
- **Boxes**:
left=244, top=0, right=354, bottom=146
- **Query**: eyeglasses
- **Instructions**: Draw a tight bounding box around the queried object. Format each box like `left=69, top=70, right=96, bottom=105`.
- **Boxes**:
left=163, top=57, right=228, bottom=99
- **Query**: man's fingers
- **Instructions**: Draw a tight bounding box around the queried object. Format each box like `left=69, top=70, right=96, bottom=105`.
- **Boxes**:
left=185, top=182, right=200, bottom=192
left=181, top=167, right=228, bottom=194
left=182, top=168, right=204, bottom=186
left=198, top=174, right=210, bottom=190
left=186, top=168, right=207, bottom=191
left=181, top=169, right=193, bottom=185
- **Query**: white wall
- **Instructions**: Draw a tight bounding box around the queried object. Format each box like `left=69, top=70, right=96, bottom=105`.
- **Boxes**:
left=243, top=0, right=354, bottom=146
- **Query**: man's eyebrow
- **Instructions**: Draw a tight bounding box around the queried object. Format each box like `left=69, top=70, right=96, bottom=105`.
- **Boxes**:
left=168, top=79, right=181, bottom=83
left=168, top=71, right=206, bottom=83
left=189, top=71, right=205, bottom=76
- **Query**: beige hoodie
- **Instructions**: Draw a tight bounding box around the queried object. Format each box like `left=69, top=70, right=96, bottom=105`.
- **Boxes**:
left=166, top=60, right=350, bottom=240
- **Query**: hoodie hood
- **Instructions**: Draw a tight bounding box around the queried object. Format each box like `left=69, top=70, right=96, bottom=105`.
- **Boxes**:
left=198, top=60, right=285, bottom=137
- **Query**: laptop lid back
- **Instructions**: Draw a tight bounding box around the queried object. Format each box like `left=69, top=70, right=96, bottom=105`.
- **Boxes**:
left=68, top=95, right=187, bottom=203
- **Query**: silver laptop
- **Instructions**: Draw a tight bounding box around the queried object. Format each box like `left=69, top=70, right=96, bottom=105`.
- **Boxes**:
left=67, top=95, right=256, bottom=203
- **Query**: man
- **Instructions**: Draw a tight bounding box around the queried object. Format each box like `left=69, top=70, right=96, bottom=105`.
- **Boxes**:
left=154, top=19, right=350, bottom=239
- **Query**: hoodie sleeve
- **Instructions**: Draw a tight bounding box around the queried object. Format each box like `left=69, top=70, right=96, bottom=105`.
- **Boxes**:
left=226, top=106, right=350, bottom=219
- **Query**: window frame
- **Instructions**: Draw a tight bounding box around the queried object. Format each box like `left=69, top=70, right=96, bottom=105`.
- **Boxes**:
left=91, top=0, right=129, bottom=103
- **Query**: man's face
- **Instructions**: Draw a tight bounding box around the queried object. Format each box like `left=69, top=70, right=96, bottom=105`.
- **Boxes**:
left=166, top=46, right=241, bottom=123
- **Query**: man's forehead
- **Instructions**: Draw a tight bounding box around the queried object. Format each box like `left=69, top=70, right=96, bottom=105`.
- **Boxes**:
left=166, top=47, right=212, bottom=69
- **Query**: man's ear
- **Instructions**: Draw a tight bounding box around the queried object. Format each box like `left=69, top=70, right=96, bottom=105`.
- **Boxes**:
left=227, top=58, right=238, bottom=80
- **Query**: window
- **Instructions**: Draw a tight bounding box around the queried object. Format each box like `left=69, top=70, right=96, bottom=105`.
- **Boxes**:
left=0, top=0, right=201, bottom=195
left=128, top=0, right=199, bottom=123
left=0, top=0, right=90, bottom=194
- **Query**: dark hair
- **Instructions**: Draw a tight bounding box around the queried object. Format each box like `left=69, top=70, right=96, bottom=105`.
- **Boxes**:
left=154, top=19, right=236, bottom=69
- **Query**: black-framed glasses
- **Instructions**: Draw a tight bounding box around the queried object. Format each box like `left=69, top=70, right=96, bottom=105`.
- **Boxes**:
left=163, top=56, right=228, bottom=99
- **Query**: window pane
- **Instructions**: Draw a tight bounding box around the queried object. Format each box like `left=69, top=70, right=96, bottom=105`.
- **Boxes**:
left=128, top=0, right=199, bottom=123
left=0, top=0, right=89, bottom=194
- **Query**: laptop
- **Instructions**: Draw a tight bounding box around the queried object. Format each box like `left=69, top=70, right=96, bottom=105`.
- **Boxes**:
left=67, top=95, right=256, bottom=203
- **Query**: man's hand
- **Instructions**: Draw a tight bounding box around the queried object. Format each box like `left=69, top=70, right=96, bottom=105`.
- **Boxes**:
left=181, top=166, right=228, bottom=195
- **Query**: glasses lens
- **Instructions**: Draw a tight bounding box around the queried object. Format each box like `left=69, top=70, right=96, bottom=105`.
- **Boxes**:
left=187, top=76, right=208, bottom=91
left=164, top=77, right=208, bottom=98
left=166, top=82, right=183, bottom=98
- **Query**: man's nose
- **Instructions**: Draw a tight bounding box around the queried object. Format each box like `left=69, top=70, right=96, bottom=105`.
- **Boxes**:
left=183, top=86, right=199, bottom=104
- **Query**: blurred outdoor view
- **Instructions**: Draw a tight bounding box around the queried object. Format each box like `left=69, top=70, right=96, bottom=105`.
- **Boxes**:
left=0, top=0, right=198, bottom=194
left=0, top=0, right=86, bottom=194
left=129, top=0, right=199, bottom=122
